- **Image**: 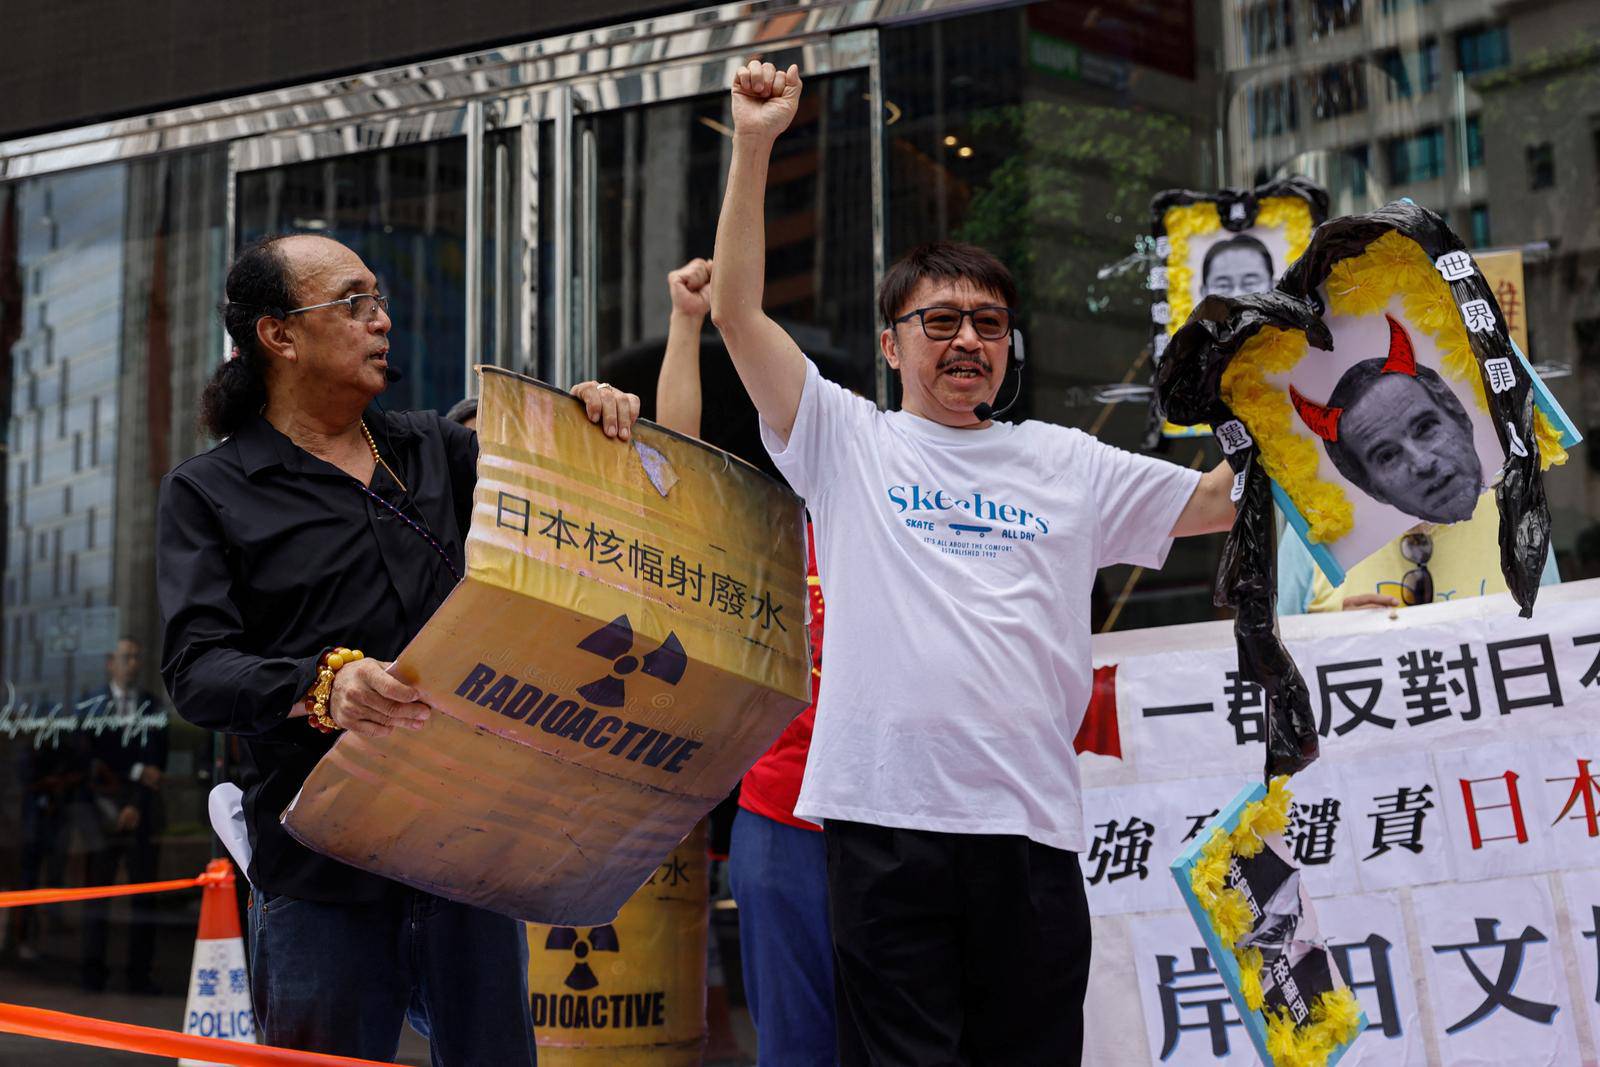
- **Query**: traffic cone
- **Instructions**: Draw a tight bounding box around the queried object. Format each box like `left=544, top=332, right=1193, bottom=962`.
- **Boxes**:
left=178, top=859, right=257, bottom=1066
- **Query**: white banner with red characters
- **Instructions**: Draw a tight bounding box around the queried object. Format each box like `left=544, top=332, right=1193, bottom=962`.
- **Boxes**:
left=1077, top=578, right=1600, bottom=1065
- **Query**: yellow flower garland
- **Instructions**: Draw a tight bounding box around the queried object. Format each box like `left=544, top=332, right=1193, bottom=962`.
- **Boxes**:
left=1220, top=228, right=1569, bottom=545
left=1221, top=328, right=1357, bottom=544
left=1187, top=777, right=1364, bottom=1066
left=1162, top=202, right=1219, bottom=335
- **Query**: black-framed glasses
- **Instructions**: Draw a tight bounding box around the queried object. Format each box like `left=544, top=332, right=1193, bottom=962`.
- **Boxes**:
left=1400, top=531, right=1434, bottom=606
left=892, top=305, right=1015, bottom=341
left=284, top=293, right=390, bottom=323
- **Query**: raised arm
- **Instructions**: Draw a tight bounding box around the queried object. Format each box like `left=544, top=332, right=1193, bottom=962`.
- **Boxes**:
left=710, top=60, right=809, bottom=443
left=656, top=257, right=712, bottom=437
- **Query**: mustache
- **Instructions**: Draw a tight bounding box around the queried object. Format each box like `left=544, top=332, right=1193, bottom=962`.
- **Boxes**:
left=936, top=354, right=991, bottom=373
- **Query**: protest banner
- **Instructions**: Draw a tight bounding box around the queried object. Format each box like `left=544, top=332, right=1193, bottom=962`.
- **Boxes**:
left=1080, top=579, right=1600, bottom=1064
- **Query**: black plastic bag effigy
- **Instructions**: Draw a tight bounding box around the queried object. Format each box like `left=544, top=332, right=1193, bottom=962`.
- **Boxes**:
left=1159, top=293, right=1327, bottom=777
left=1157, top=200, right=1567, bottom=778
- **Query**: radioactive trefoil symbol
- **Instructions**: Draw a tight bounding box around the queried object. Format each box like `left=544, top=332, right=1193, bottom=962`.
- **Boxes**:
left=575, top=615, right=686, bottom=708
left=545, top=925, right=620, bottom=990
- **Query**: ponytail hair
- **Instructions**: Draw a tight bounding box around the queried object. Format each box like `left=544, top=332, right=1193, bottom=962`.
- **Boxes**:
left=199, top=234, right=297, bottom=439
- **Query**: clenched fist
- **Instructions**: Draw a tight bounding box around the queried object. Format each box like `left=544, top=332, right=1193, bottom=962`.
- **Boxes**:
left=731, top=60, right=803, bottom=144
left=668, top=258, right=713, bottom=318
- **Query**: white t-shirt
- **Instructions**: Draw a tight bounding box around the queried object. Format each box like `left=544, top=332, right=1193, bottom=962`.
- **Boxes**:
left=761, top=359, right=1202, bottom=852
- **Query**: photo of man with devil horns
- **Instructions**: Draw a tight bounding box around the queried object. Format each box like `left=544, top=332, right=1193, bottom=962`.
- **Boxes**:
left=1289, top=315, right=1483, bottom=525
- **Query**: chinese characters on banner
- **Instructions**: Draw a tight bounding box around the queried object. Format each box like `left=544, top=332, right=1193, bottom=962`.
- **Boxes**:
left=1080, top=579, right=1600, bottom=1065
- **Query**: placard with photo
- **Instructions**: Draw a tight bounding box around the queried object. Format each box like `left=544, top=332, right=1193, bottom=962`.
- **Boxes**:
left=1146, top=178, right=1329, bottom=442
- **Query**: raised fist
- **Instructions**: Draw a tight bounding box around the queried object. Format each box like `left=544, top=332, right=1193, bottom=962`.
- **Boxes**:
left=668, top=258, right=712, bottom=317
left=731, top=60, right=803, bottom=143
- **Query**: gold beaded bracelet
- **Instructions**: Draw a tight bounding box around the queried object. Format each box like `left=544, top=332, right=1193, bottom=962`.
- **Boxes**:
left=304, top=647, right=364, bottom=733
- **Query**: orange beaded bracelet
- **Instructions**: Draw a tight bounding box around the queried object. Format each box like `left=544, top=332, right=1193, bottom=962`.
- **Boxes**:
left=304, top=647, right=364, bottom=733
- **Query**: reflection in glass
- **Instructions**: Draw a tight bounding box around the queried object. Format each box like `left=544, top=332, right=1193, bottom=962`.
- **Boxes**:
left=1, top=148, right=228, bottom=999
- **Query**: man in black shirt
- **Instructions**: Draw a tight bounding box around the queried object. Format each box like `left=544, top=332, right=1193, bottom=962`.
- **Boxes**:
left=157, top=233, right=641, bottom=1063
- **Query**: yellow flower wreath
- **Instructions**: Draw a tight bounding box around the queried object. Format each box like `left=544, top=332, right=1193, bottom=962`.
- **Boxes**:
left=1187, top=778, right=1363, bottom=1067
left=1221, top=228, right=1566, bottom=544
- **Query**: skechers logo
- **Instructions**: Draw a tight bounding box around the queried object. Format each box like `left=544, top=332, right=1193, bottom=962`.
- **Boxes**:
left=886, top=484, right=1050, bottom=534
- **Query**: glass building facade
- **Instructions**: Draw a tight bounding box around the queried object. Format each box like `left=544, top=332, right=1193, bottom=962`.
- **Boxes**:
left=1, top=0, right=1596, bottom=1058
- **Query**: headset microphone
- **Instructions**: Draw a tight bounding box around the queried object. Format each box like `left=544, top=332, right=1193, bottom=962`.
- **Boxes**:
left=973, top=329, right=1025, bottom=423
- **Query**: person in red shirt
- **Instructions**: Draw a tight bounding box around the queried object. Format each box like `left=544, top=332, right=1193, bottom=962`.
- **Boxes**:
left=656, top=257, right=836, bottom=1066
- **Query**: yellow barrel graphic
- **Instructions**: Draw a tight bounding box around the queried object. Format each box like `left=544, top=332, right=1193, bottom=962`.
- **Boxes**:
left=527, top=823, right=707, bottom=1064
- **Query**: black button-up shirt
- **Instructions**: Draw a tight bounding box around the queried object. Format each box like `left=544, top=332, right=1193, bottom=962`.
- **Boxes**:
left=158, top=408, right=475, bottom=901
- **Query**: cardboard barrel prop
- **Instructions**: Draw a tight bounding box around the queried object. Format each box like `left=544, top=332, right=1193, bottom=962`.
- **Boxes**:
left=529, top=822, right=708, bottom=1065
left=283, top=368, right=812, bottom=925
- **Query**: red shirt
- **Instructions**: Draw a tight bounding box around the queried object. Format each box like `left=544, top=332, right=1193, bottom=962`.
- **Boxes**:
left=738, top=527, right=823, bottom=831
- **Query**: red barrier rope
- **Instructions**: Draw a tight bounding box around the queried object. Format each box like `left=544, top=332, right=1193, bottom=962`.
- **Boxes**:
left=0, top=865, right=229, bottom=909
left=0, top=1003, right=396, bottom=1065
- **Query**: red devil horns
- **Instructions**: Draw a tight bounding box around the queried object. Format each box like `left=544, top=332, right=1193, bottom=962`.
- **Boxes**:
left=1288, top=315, right=1419, bottom=442
left=1380, top=314, right=1417, bottom=377
left=1289, top=385, right=1343, bottom=442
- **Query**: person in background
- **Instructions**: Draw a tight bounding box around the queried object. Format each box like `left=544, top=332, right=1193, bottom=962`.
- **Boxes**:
left=444, top=397, right=477, bottom=431
left=655, top=255, right=836, bottom=1067
left=1200, top=234, right=1275, bottom=299
left=1277, top=495, right=1560, bottom=613
left=81, top=636, right=169, bottom=994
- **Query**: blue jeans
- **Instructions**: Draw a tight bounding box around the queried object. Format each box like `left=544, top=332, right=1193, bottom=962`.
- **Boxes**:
left=729, top=808, right=837, bottom=1067
left=247, top=887, right=535, bottom=1065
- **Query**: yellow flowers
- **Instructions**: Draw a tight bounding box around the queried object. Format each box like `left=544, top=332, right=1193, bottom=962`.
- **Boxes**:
left=1324, top=257, right=1391, bottom=318
left=1535, top=409, right=1568, bottom=470
left=1188, top=778, right=1362, bottom=1065
left=1256, top=197, right=1314, bottom=269
left=1213, top=888, right=1256, bottom=948
left=1231, top=775, right=1292, bottom=857
left=1222, top=338, right=1356, bottom=544
left=1237, top=947, right=1266, bottom=1011
left=1401, top=280, right=1458, bottom=336
left=1162, top=203, right=1220, bottom=335
left=1189, top=827, right=1232, bottom=909
left=1263, top=989, right=1365, bottom=1067
left=1247, top=326, right=1309, bottom=374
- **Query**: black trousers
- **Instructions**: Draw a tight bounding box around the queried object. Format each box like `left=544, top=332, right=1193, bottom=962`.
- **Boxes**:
left=825, top=821, right=1090, bottom=1067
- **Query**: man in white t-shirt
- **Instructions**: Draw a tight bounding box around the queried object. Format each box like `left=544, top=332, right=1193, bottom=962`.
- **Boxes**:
left=711, top=61, right=1238, bottom=1066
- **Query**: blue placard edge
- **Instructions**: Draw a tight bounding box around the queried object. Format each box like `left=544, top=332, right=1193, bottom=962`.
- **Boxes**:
left=1512, top=339, right=1583, bottom=449
left=1273, top=481, right=1347, bottom=589
left=1170, top=778, right=1369, bottom=1066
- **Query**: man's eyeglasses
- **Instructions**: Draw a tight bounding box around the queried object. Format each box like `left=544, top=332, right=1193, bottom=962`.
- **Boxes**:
left=1400, top=531, right=1434, bottom=606
left=893, top=305, right=1015, bottom=342
left=284, top=293, right=390, bottom=323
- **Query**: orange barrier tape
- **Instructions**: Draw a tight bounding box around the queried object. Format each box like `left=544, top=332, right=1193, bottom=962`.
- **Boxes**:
left=0, top=864, right=229, bottom=909
left=0, top=1002, right=396, bottom=1066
